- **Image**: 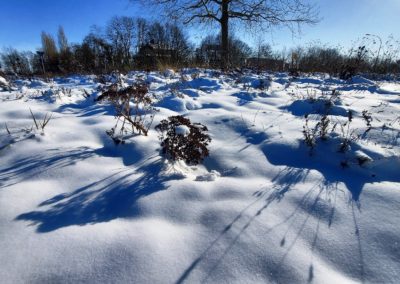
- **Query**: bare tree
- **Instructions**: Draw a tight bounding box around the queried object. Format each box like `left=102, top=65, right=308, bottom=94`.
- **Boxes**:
left=142, top=0, right=318, bottom=69
left=136, top=18, right=148, bottom=52
left=106, top=16, right=135, bottom=69
left=0, top=48, right=32, bottom=75
left=41, top=32, right=59, bottom=72
left=57, top=26, right=74, bottom=73
left=197, top=33, right=251, bottom=67
left=57, top=26, right=69, bottom=53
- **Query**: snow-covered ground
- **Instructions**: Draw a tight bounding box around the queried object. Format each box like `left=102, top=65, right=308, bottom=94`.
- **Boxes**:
left=0, top=70, right=399, bottom=283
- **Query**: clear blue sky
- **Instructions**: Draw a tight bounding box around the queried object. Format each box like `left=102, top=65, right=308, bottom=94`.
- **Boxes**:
left=0, top=0, right=399, bottom=51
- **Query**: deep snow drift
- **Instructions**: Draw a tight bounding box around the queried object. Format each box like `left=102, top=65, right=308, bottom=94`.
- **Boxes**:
left=0, top=70, right=399, bottom=283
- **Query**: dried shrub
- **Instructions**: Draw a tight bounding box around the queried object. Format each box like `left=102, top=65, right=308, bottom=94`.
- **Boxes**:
left=29, top=108, right=52, bottom=133
left=339, top=65, right=357, bottom=80
left=340, top=45, right=368, bottom=80
left=319, top=115, right=330, bottom=140
left=289, top=68, right=300, bottom=77
left=361, top=110, right=373, bottom=132
left=155, top=115, right=211, bottom=164
left=303, top=114, right=318, bottom=154
left=97, top=82, right=156, bottom=143
left=303, top=114, right=331, bottom=154
left=337, top=110, right=357, bottom=153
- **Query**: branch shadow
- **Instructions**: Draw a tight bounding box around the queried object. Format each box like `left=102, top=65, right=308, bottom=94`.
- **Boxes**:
left=0, top=142, right=148, bottom=190
left=261, top=141, right=400, bottom=201
left=0, top=147, right=96, bottom=189
left=16, top=156, right=171, bottom=233
left=175, top=167, right=313, bottom=284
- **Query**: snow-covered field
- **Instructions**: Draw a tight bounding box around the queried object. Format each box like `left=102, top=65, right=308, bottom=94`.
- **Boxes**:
left=0, top=70, right=399, bottom=283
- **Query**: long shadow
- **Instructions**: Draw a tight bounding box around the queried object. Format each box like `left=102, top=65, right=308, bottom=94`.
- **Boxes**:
left=0, top=147, right=96, bottom=189
left=175, top=168, right=312, bottom=284
left=351, top=202, right=365, bottom=283
left=16, top=156, right=171, bottom=232
left=56, top=100, right=114, bottom=117
left=261, top=141, right=400, bottom=201
left=0, top=140, right=151, bottom=190
left=282, top=99, right=348, bottom=117
left=176, top=165, right=349, bottom=284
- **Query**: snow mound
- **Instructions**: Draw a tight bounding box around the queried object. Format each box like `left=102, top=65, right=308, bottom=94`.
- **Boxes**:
left=195, top=170, right=221, bottom=181
left=349, top=75, right=376, bottom=85
left=175, top=125, right=190, bottom=136
left=29, top=79, right=49, bottom=88
left=146, top=74, right=165, bottom=84
left=163, top=69, right=176, bottom=78
left=187, top=77, right=221, bottom=91
left=0, top=76, right=9, bottom=88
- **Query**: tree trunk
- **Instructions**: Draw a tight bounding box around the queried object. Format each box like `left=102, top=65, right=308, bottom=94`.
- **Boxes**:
left=220, top=0, right=229, bottom=71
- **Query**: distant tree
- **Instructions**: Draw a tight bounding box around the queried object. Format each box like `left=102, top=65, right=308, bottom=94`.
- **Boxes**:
left=165, top=23, right=191, bottom=64
left=143, top=21, right=191, bottom=67
left=41, top=31, right=59, bottom=73
left=72, top=42, right=95, bottom=73
left=57, top=26, right=74, bottom=73
left=229, top=37, right=252, bottom=66
left=143, top=0, right=319, bottom=69
left=106, top=16, right=135, bottom=70
left=57, top=26, right=69, bottom=53
left=0, top=48, right=32, bottom=75
left=84, top=32, right=113, bottom=73
left=135, top=18, right=148, bottom=52
left=297, top=44, right=344, bottom=74
left=198, top=34, right=251, bottom=67
left=147, top=22, right=167, bottom=48
left=258, top=43, right=273, bottom=59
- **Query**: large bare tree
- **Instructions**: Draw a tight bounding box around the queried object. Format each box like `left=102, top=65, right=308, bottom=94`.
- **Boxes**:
left=141, top=0, right=318, bottom=69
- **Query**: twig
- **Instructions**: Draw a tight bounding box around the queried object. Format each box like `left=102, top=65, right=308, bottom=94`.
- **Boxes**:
left=29, top=108, right=39, bottom=130
left=5, top=123, right=11, bottom=135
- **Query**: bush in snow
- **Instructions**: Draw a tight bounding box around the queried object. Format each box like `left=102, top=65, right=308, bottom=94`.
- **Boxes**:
left=337, top=110, right=357, bottom=153
left=29, top=108, right=53, bottom=134
left=155, top=115, right=211, bottom=165
left=97, top=82, right=156, bottom=143
left=302, top=109, right=380, bottom=160
left=302, top=114, right=318, bottom=153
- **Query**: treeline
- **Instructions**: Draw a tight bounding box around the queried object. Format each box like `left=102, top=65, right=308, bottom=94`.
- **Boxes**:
left=0, top=17, right=195, bottom=75
left=288, top=35, right=400, bottom=78
left=0, top=15, right=399, bottom=77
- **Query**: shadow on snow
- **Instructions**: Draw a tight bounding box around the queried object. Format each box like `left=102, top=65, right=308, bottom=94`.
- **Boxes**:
left=6, top=144, right=170, bottom=233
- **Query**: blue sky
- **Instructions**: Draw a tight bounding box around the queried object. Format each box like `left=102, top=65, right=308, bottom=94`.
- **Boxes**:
left=0, top=0, right=399, bottom=51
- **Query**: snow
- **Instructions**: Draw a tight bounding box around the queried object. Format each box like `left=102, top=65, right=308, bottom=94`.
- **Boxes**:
left=0, top=76, right=8, bottom=87
left=195, top=170, right=221, bottom=181
left=175, top=125, right=190, bottom=136
left=0, top=70, right=399, bottom=283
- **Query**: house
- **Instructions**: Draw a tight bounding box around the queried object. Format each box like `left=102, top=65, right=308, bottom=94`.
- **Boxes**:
left=200, top=44, right=222, bottom=67
left=135, top=42, right=176, bottom=69
left=245, top=57, right=286, bottom=71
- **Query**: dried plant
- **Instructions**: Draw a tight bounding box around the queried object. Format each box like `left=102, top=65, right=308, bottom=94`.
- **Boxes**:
left=29, top=108, right=52, bottom=133
left=338, top=110, right=357, bottom=152
left=361, top=110, right=373, bottom=131
left=97, top=82, right=156, bottom=143
left=303, top=114, right=318, bottom=154
left=5, top=123, right=11, bottom=135
left=155, top=115, right=211, bottom=165
left=319, top=115, right=330, bottom=140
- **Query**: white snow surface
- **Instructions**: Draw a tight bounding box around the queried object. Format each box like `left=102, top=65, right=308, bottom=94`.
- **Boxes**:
left=0, top=76, right=8, bottom=87
left=0, top=71, right=399, bottom=283
left=175, top=125, right=190, bottom=136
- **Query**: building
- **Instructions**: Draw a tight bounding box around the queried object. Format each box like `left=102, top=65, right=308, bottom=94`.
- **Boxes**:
left=245, top=57, right=286, bottom=71
left=135, top=43, right=176, bottom=69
